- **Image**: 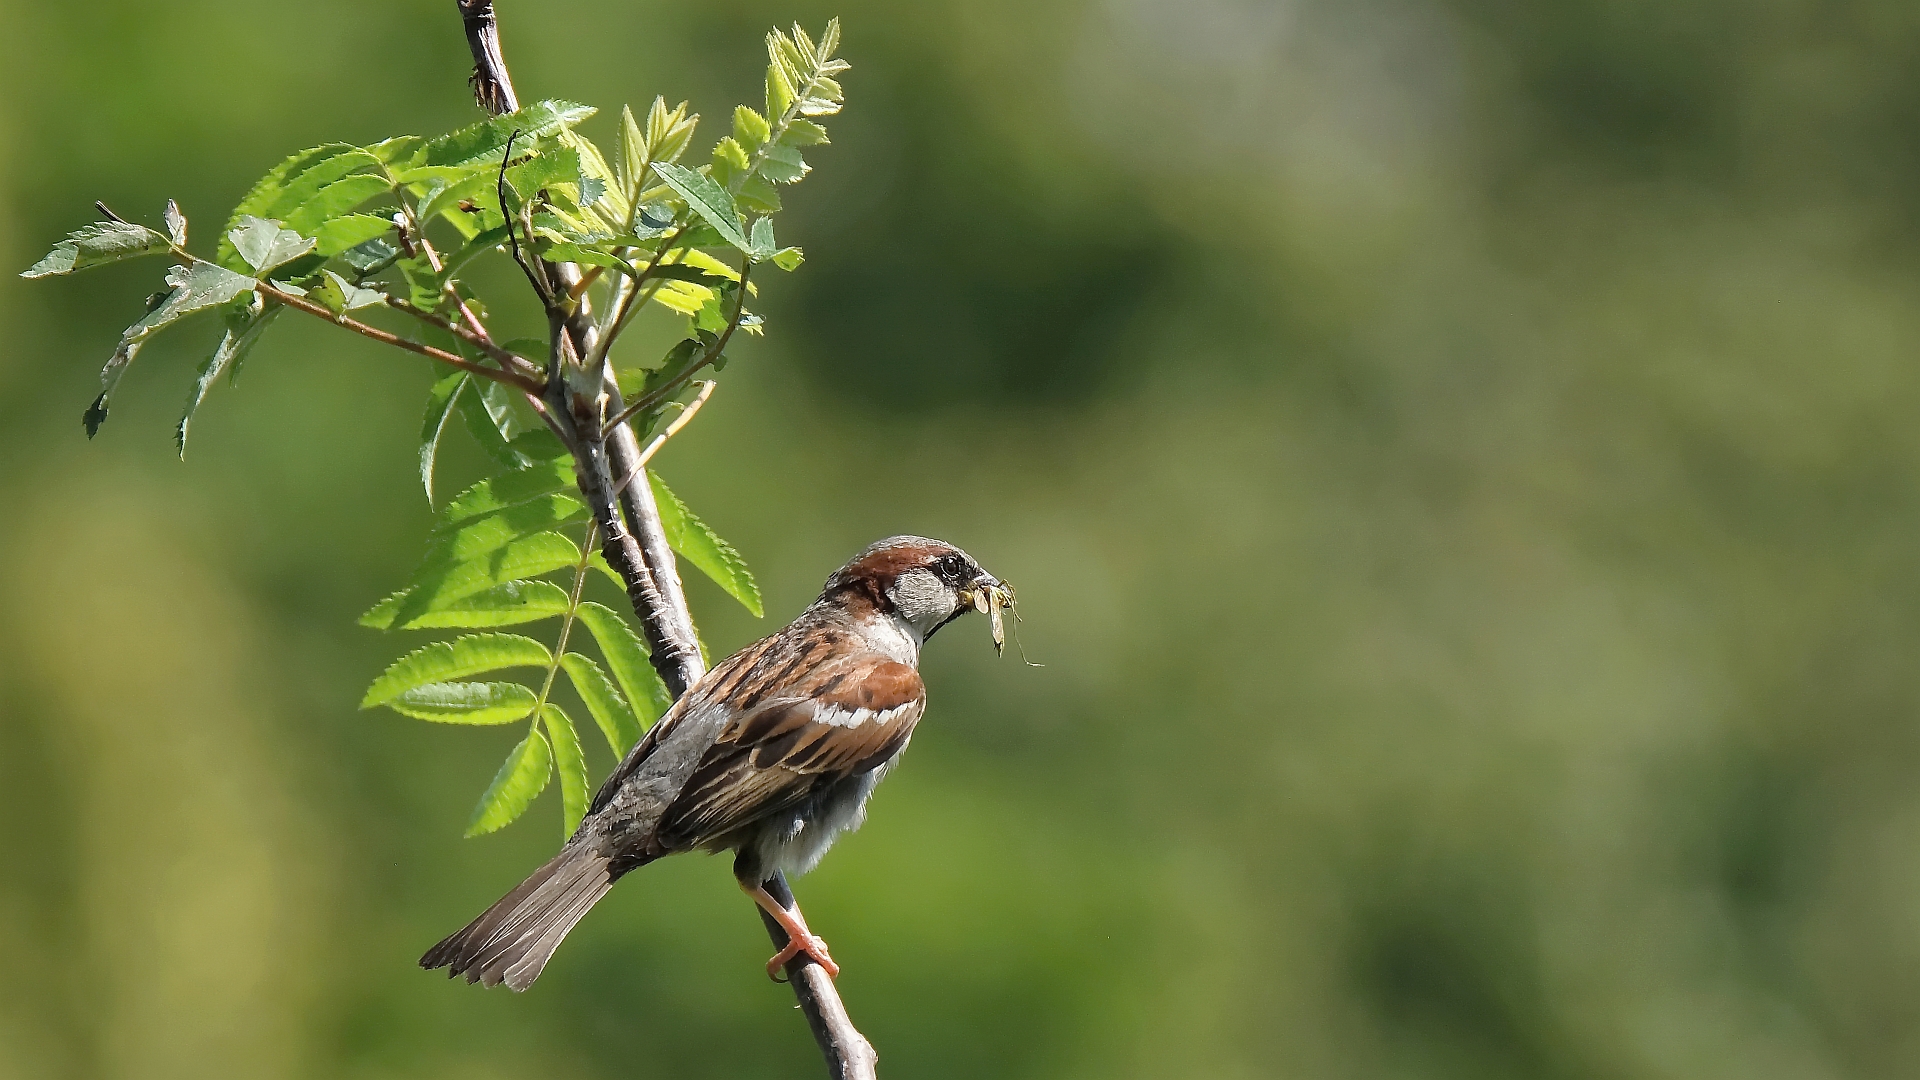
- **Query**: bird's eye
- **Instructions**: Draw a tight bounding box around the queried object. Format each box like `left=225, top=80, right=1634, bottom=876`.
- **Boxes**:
left=933, top=554, right=967, bottom=583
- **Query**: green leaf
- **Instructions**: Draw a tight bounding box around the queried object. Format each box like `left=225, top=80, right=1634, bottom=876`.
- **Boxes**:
left=363, top=531, right=582, bottom=628
left=361, top=633, right=551, bottom=706
left=733, top=105, right=771, bottom=151
left=503, top=146, right=583, bottom=207
left=771, top=246, right=804, bottom=272
left=425, top=493, right=586, bottom=568
left=651, top=162, right=749, bottom=252
left=308, top=269, right=386, bottom=315
left=759, top=143, right=810, bottom=184
left=781, top=119, right=830, bottom=147
left=459, top=377, right=530, bottom=468
left=177, top=296, right=280, bottom=457
left=441, top=458, right=574, bottom=529
left=22, top=219, right=172, bottom=278
left=465, top=731, right=551, bottom=837
left=561, top=652, right=643, bottom=756
left=415, top=99, right=596, bottom=169
left=419, top=372, right=466, bottom=503
left=367, top=135, right=424, bottom=163
left=228, top=216, right=316, bottom=274
left=397, top=580, right=572, bottom=629
left=284, top=174, right=390, bottom=234
left=542, top=704, right=589, bottom=837
left=215, top=144, right=356, bottom=270
left=85, top=262, right=259, bottom=438
left=618, top=104, right=647, bottom=193
left=735, top=174, right=783, bottom=215
left=314, top=214, right=394, bottom=256
left=748, top=218, right=777, bottom=262
left=575, top=602, right=671, bottom=729
left=164, top=200, right=187, bottom=245
left=389, top=681, right=539, bottom=724
left=649, top=473, right=762, bottom=616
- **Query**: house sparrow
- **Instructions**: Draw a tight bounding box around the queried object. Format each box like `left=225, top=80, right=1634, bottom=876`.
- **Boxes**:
left=421, top=535, right=1009, bottom=990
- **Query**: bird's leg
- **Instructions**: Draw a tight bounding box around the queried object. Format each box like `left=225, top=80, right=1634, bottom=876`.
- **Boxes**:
left=741, top=879, right=840, bottom=981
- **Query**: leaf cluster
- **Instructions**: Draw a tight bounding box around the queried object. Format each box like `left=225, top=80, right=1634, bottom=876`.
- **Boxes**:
left=357, top=453, right=759, bottom=836
left=23, top=19, right=847, bottom=842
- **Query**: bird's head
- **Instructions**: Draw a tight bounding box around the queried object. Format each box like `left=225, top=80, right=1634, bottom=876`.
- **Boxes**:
left=822, top=535, right=1013, bottom=648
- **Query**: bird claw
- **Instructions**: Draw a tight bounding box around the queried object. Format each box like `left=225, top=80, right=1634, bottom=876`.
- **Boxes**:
left=767, top=933, right=839, bottom=981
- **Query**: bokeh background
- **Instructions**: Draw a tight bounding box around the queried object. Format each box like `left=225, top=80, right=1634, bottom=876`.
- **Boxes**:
left=5, top=1, right=1920, bottom=1077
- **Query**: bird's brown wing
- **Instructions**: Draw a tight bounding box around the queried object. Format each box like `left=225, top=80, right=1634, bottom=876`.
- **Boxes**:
left=653, top=654, right=925, bottom=851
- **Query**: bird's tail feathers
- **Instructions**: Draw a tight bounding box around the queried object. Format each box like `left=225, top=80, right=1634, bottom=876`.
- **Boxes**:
left=420, top=846, right=614, bottom=991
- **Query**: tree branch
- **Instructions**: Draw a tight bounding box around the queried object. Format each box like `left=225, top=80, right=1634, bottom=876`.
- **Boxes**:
left=457, top=1, right=518, bottom=114
left=452, top=10, right=877, bottom=1077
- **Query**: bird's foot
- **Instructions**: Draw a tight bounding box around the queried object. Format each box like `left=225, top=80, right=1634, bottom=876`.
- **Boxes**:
left=767, top=933, right=839, bottom=981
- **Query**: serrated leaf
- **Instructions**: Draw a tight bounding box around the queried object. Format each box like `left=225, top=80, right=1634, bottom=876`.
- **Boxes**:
left=86, top=262, right=259, bottom=438
left=164, top=200, right=187, bottom=245
left=389, top=681, right=540, bottom=724
left=767, top=62, right=796, bottom=120
left=177, top=296, right=279, bottom=457
left=367, top=135, right=424, bottom=163
left=416, top=99, right=595, bottom=169
left=561, top=652, right=643, bottom=755
left=503, top=146, right=583, bottom=208
left=618, top=103, right=647, bottom=194
left=284, top=174, right=390, bottom=234
left=361, top=633, right=551, bottom=706
left=712, top=136, right=750, bottom=176
left=419, top=372, right=465, bottom=503
left=652, top=162, right=749, bottom=252
left=748, top=218, right=777, bottom=262
left=425, top=493, right=586, bottom=568
left=736, top=174, right=783, bottom=215
left=771, top=246, right=804, bottom=271
left=22, top=220, right=172, bottom=278
left=465, top=731, right=551, bottom=837
left=228, top=216, right=316, bottom=273
left=309, top=269, right=386, bottom=315
left=649, top=473, right=762, bottom=616
left=398, top=580, right=572, bottom=629
left=441, top=458, right=574, bottom=528
left=215, top=143, right=356, bottom=269
left=781, top=119, right=830, bottom=147
left=459, top=377, right=530, bottom=468
left=340, top=236, right=401, bottom=274
left=575, top=602, right=671, bottom=729
left=362, top=531, right=582, bottom=628
left=542, top=704, right=589, bottom=837
left=760, top=143, right=810, bottom=184
left=733, top=105, right=771, bottom=150
left=314, top=214, right=394, bottom=256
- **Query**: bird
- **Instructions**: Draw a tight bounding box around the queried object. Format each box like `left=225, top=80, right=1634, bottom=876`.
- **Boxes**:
left=420, top=534, right=1009, bottom=990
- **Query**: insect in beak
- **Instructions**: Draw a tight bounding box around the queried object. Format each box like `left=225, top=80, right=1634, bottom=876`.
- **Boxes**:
left=974, top=581, right=1013, bottom=656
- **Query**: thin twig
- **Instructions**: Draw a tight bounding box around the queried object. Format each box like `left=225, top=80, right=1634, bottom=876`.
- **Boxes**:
left=609, top=380, right=714, bottom=497
left=256, top=281, right=542, bottom=394
left=497, top=130, right=551, bottom=304
left=384, top=295, right=540, bottom=378
left=603, top=257, right=751, bottom=431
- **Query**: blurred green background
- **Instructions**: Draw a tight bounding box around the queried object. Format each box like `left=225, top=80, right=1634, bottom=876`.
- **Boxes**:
left=5, top=1, right=1920, bottom=1077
